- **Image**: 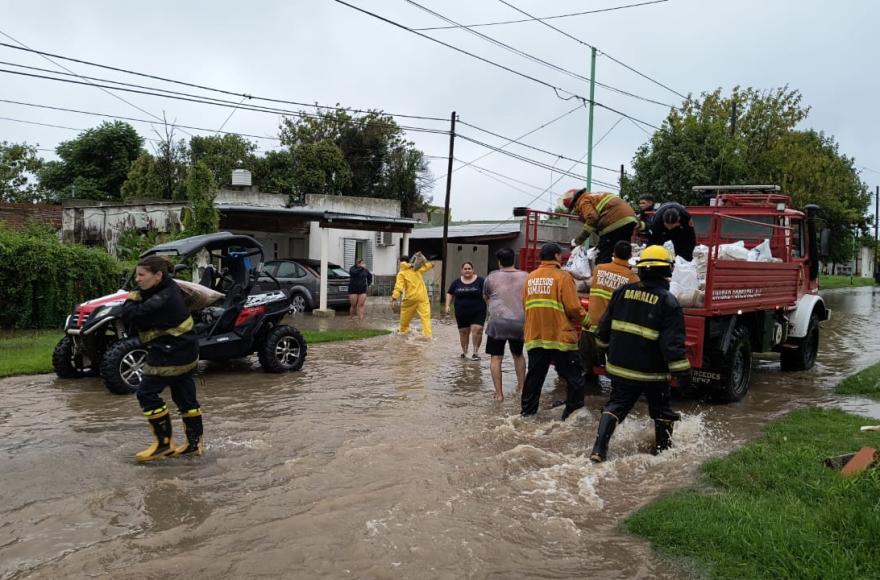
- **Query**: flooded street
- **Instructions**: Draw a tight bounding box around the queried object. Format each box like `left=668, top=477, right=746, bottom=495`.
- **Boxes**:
left=2, top=288, right=880, bottom=579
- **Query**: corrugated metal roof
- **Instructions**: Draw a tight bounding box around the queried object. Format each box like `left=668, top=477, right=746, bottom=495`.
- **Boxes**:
left=409, top=222, right=521, bottom=239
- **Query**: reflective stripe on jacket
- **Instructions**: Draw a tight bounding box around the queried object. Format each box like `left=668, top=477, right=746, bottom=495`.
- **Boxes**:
left=573, top=192, right=638, bottom=237
left=596, top=278, right=690, bottom=382
left=588, top=257, right=640, bottom=330
left=522, top=260, right=587, bottom=351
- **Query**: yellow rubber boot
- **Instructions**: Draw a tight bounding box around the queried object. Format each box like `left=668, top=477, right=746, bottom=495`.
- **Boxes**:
left=172, top=413, right=204, bottom=457
left=135, top=411, right=175, bottom=462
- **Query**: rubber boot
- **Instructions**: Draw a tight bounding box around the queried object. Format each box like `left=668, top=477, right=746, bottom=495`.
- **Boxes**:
left=589, top=412, right=618, bottom=463
left=172, top=414, right=204, bottom=457
left=135, top=411, right=175, bottom=462
left=652, top=419, right=674, bottom=455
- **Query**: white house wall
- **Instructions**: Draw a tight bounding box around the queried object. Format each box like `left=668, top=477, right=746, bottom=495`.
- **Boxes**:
left=307, top=226, right=401, bottom=276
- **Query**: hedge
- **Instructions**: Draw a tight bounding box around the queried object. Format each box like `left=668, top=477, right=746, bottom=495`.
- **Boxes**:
left=0, top=226, right=121, bottom=329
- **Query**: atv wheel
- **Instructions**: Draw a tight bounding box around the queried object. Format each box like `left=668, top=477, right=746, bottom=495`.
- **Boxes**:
left=289, top=293, right=309, bottom=314
left=100, top=338, right=147, bottom=395
left=259, top=325, right=307, bottom=372
left=780, top=314, right=819, bottom=372
left=712, top=326, right=752, bottom=403
left=52, top=336, right=88, bottom=378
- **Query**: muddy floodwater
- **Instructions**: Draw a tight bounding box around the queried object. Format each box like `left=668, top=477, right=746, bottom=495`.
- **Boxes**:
left=2, top=288, right=880, bottom=579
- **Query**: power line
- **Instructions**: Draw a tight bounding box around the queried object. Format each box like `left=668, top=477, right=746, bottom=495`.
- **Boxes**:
left=0, top=41, right=448, bottom=123
left=467, top=164, right=541, bottom=198
left=455, top=157, right=545, bottom=190
left=457, top=133, right=601, bottom=182
left=333, top=1, right=663, bottom=131
left=413, top=0, right=669, bottom=30
left=497, top=0, right=687, bottom=100
left=0, top=115, right=160, bottom=144
left=0, top=67, right=451, bottom=136
left=404, top=0, right=674, bottom=108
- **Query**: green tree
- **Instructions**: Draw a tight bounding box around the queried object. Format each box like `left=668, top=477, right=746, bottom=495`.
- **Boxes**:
left=37, top=121, right=143, bottom=201
left=153, top=123, right=189, bottom=200
left=251, top=149, right=297, bottom=195
left=279, top=107, right=431, bottom=214
left=621, top=86, right=870, bottom=264
left=182, top=161, right=219, bottom=235
left=189, top=134, right=257, bottom=187
left=120, top=153, right=163, bottom=200
left=0, top=142, right=44, bottom=203
left=291, top=140, right=352, bottom=196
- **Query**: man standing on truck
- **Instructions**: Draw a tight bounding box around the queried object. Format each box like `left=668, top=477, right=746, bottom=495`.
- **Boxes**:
left=648, top=201, right=697, bottom=261
left=521, top=243, right=588, bottom=421
left=589, top=245, right=691, bottom=463
left=580, top=240, right=640, bottom=388
left=561, top=188, right=639, bottom=265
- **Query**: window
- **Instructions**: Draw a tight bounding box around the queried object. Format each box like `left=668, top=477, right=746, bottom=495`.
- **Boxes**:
left=791, top=219, right=805, bottom=258
left=275, top=261, right=300, bottom=278
left=343, top=238, right=373, bottom=270
left=719, top=215, right=775, bottom=240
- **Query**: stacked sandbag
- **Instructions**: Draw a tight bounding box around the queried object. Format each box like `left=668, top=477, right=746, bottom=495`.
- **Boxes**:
left=175, top=279, right=225, bottom=311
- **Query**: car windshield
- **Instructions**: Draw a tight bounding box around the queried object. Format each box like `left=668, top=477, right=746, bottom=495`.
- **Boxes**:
left=308, top=263, right=349, bottom=278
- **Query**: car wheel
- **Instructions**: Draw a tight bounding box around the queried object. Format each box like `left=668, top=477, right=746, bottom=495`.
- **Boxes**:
left=258, top=325, right=307, bottom=372
left=52, top=336, right=87, bottom=378
left=289, top=293, right=309, bottom=314
left=100, top=338, right=147, bottom=395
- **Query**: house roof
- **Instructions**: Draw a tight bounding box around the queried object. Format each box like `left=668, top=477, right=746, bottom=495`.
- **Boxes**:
left=409, top=222, right=521, bottom=240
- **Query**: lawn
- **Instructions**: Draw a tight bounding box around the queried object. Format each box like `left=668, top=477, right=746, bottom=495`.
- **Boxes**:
left=835, top=360, right=880, bottom=400
left=626, top=407, right=880, bottom=579
left=819, top=274, right=875, bottom=290
left=0, top=328, right=391, bottom=378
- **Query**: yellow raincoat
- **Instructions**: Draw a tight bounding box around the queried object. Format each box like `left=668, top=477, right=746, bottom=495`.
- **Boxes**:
left=392, top=261, right=434, bottom=337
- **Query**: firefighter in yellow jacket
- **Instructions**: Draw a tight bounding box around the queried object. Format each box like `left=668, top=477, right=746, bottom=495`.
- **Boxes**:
left=521, top=243, right=589, bottom=420
left=561, top=188, right=639, bottom=265
left=392, top=251, right=434, bottom=337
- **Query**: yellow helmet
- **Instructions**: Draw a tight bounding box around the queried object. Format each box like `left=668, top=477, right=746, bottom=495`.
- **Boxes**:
left=637, top=245, right=674, bottom=268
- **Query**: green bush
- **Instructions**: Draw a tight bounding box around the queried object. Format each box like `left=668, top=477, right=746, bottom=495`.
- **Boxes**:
left=0, top=225, right=120, bottom=328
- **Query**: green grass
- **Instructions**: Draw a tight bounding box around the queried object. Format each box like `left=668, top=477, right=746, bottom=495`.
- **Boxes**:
left=835, top=361, right=880, bottom=400
left=626, top=407, right=880, bottom=579
left=819, top=275, right=875, bottom=290
left=0, top=328, right=391, bottom=378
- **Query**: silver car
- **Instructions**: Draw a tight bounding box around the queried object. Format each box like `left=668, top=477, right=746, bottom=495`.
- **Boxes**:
left=260, top=259, right=350, bottom=313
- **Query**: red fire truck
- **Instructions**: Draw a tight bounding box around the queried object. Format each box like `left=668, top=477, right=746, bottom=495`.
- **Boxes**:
left=514, top=185, right=831, bottom=402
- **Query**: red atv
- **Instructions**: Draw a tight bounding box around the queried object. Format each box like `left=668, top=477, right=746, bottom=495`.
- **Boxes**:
left=52, top=232, right=307, bottom=394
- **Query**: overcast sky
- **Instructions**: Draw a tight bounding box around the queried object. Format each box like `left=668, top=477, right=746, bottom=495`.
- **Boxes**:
left=2, top=0, right=879, bottom=219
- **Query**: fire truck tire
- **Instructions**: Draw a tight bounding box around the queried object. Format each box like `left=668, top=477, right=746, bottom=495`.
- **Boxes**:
left=780, top=314, right=819, bottom=372
left=713, top=327, right=752, bottom=403
left=52, top=336, right=87, bottom=379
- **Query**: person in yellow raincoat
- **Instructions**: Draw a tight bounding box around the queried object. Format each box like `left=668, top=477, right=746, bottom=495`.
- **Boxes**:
left=391, top=251, right=434, bottom=337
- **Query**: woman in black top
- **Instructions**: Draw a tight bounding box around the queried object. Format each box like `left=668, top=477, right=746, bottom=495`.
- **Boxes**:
left=120, top=255, right=203, bottom=462
left=348, top=259, right=373, bottom=320
left=444, top=262, right=487, bottom=360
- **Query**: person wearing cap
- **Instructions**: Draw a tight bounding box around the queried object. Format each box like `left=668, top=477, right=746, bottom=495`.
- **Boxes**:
left=561, top=188, right=639, bottom=265
left=648, top=201, right=696, bottom=261
left=589, top=245, right=690, bottom=463
left=521, top=242, right=589, bottom=421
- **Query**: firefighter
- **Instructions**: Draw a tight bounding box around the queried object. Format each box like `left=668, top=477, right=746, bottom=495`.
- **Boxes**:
left=561, top=188, right=639, bottom=265
left=589, top=245, right=691, bottom=463
left=391, top=251, right=434, bottom=338
left=580, top=240, right=640, bottom=387
left=120, top=255, right=203, bottom=462
left=648, top=201, right=697, bottom=261
left=521, top=243, right=588, bottom=421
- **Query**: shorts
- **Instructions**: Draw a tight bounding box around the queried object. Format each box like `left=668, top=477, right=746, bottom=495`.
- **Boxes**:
left=455, top=310, right=487, bottom=329
left=485, top=336, right=524, bottom=357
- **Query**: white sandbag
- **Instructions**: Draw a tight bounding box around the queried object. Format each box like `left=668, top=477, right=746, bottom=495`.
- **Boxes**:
left=663, top=240, right=676, bottom=259
left=563, top=245, right=592, bottom=280
left=748, top=239, right=773, bottom=262
left=692, top=244, right=709, bottom=270
left=670, top=256, right=700, bottom=306
left=718, top=240, right=749, bottom=261
left=175, top=279, right=224, bottom=311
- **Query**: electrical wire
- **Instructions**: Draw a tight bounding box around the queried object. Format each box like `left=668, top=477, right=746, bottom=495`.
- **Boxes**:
left=0, top=41, right=448, bottom=123
left=497, top=0, right=687, bottom=100
left=413, top=0, right=669, bottom=30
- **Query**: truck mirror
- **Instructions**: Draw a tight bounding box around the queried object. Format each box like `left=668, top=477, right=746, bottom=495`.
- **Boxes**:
left=819, top=229, right=830, bottom=258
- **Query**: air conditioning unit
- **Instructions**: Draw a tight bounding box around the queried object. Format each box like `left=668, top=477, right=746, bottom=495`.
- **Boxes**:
left=375, top=231, right=394, bottom=247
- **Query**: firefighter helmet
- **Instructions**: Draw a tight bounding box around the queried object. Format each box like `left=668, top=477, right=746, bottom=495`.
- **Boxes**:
left=560, top=188, right=586, bottom=209
left=637, top=245, right=674, bottom=269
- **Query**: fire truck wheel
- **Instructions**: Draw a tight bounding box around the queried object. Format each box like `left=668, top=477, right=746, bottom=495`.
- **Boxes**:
left=713, top=327, right=752, bottom=403
left=780, top=314, right=819, bottom=372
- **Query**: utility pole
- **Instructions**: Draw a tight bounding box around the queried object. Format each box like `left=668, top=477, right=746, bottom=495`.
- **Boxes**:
left=440, top=111, right=456, bottom=302
left=586, top=47, right=597, bottom=191
left=731, top=100, right=738, bottom=136
left=619, top=164, right=625, bottom=187
left=875, top=185, right=879, bottom=280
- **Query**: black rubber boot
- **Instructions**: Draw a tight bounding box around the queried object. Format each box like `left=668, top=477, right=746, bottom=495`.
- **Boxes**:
left=561, top=402, right=584, bottom=421
left=652, top=419, right=674, bottom=455
left=590, top=412, right=618, bottom=463
left=135, top=412, right=175, bottom=462
left=173, top=414, right=204, bottom=457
